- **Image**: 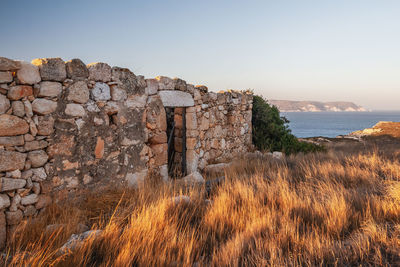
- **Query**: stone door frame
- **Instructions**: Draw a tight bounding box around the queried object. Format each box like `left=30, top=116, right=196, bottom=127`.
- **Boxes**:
left=158, top=90, right=195, bottom=177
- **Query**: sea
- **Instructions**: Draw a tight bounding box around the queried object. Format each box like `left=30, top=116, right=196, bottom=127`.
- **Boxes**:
left=282, top=111, right=400, bottom=138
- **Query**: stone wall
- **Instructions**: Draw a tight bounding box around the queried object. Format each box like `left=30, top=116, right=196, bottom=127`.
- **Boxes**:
left=0, top=56, right=252, bottom=248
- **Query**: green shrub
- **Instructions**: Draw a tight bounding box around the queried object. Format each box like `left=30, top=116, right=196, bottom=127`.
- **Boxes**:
left=251, top=95, right=323, bottom=154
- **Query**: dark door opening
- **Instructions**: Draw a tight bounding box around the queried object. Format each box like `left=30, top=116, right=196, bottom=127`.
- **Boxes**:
left=166, top=107, right=186, bottom=178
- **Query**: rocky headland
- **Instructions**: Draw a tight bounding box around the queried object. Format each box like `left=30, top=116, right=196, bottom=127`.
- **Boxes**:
left=269, top=100, right=366, bottom=112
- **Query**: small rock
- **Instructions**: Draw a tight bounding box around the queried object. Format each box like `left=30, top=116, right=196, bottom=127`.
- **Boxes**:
left=58, top=230, right=102, bottom=255
left=23, top=100, right=33, bottom=117
left=31, top=58, right=66, bottom=82
left=23, top=205, right=37, bottom=217
left=21, top=169, right=33, bottom=179
left=0, top=194, right=10, bottom=209
left=20, top=194, right=38, bottom=205
left=9, top=195, right=21, bottom=212
left=28, top=150, right=48, bottom=168
left=83, top=174, right=92, bottom=185
left=38, top=81, right=62, bottom=97
left=11, top=101, right=25, bottom=117
left=16, top=61, right=41, bottom=85
left=32, top=182, right=40, bottom=194
left=31, top=99, right=57, bottom=115
left=24, top=140, right=48, bottom=151
left=272, top=151, right=283, bottom=159
left=182, top=171, right=205, bottom=184
left=6, top=169, right=21, bottom=178
left=65, top=103, right=85, bottom=117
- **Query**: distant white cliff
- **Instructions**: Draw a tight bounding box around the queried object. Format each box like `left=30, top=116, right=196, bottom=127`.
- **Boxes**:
left=269, top=100, right=367, bottom=112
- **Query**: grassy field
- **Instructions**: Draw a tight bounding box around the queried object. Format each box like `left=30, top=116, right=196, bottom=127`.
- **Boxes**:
left=3, top=138, right=400, bottom=266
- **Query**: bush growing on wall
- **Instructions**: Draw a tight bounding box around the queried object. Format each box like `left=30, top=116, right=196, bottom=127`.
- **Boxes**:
left=251, top=95, right=323, bottom=154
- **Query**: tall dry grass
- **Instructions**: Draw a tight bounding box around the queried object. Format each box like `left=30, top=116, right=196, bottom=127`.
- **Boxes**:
left=3, top=143, right=400, bottom=266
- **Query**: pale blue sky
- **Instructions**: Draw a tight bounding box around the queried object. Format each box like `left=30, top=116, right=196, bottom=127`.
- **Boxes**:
left=1, top=0, right=399, bottom=110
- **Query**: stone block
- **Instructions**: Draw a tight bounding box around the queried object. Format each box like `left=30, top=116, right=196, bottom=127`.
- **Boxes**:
left=150, top=143, right=167, bottom=166
left=186, top=112, right=197, bottom=130
left=65, top=103, right=86, bottom=117
left=0, top=71, right=12, bottom=83
left=149, top=132, right=167, bottom=144
left=158, top=90, right=194, bottom=107
left=32, top=58, right=66, bottom=82
left=186, top=150, right=199, bottom=174
left=111, top=67, right=137, bottom=93
left=91, top=82, right=111, bottom=101
left=0, top=94, right=10, bottom=114
left=7, top=85, right=33, bottom=100
left=31, top=167, right=47, bottom=182
left=37, top=115, right=54, bottom=135
left=125, top=94, right=147, bottom=109
left=67, top=81, right=89, bottom=104
left=32, top=99, right=58, bottom=115
left=12, top=101, right=25, bottom=117
left=0, top=136, right=24, bottom=146
left=38, top=81, right=62, bottom=97
left=182, top=171, right=204, bottom=184
left=95, top=137, right=104, bottom=159
left=156, top=76, right=175, bottom=90
left=16, top=61, right=41, bottom=84
left=28, top=150, right=48, bottom=168
left=145, top=79, right=158, bottom=95
left=21, top=194, right=38, bottom=205
left=110, top=85, right=127, bottom=101
left=0, top=114, right=29, bottom=136
left=0, top=178, right=26, bottom=192
left=66, top=58, right=89, bottom=80
left=0, top=194, right=10, bottom=209
left=87, top=62, right=111, bottom=82
left=174, top=78, right=187, bottom=91
left=0, top=57, right=21, bottom=71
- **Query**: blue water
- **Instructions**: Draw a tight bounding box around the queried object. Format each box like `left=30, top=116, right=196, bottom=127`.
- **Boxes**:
left=282, top=111, right=400, bottom=138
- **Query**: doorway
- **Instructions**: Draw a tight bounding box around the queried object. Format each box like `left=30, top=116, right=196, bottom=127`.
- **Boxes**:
left=166, top=107, right=186, bottom=178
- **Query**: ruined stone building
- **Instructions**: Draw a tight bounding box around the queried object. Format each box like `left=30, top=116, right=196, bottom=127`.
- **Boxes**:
left=0, top=56, right=253, bottom=247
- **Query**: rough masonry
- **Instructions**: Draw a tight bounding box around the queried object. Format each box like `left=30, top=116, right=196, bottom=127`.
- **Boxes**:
left=0, top=56, right=253, bottom=247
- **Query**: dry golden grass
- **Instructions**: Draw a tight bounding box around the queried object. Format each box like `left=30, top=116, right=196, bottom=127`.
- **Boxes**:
left=2, top=142, right=400, bottom=266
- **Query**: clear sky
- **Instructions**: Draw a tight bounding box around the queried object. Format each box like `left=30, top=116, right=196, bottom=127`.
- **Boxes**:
left=1, top=0, right=399, bottom=110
